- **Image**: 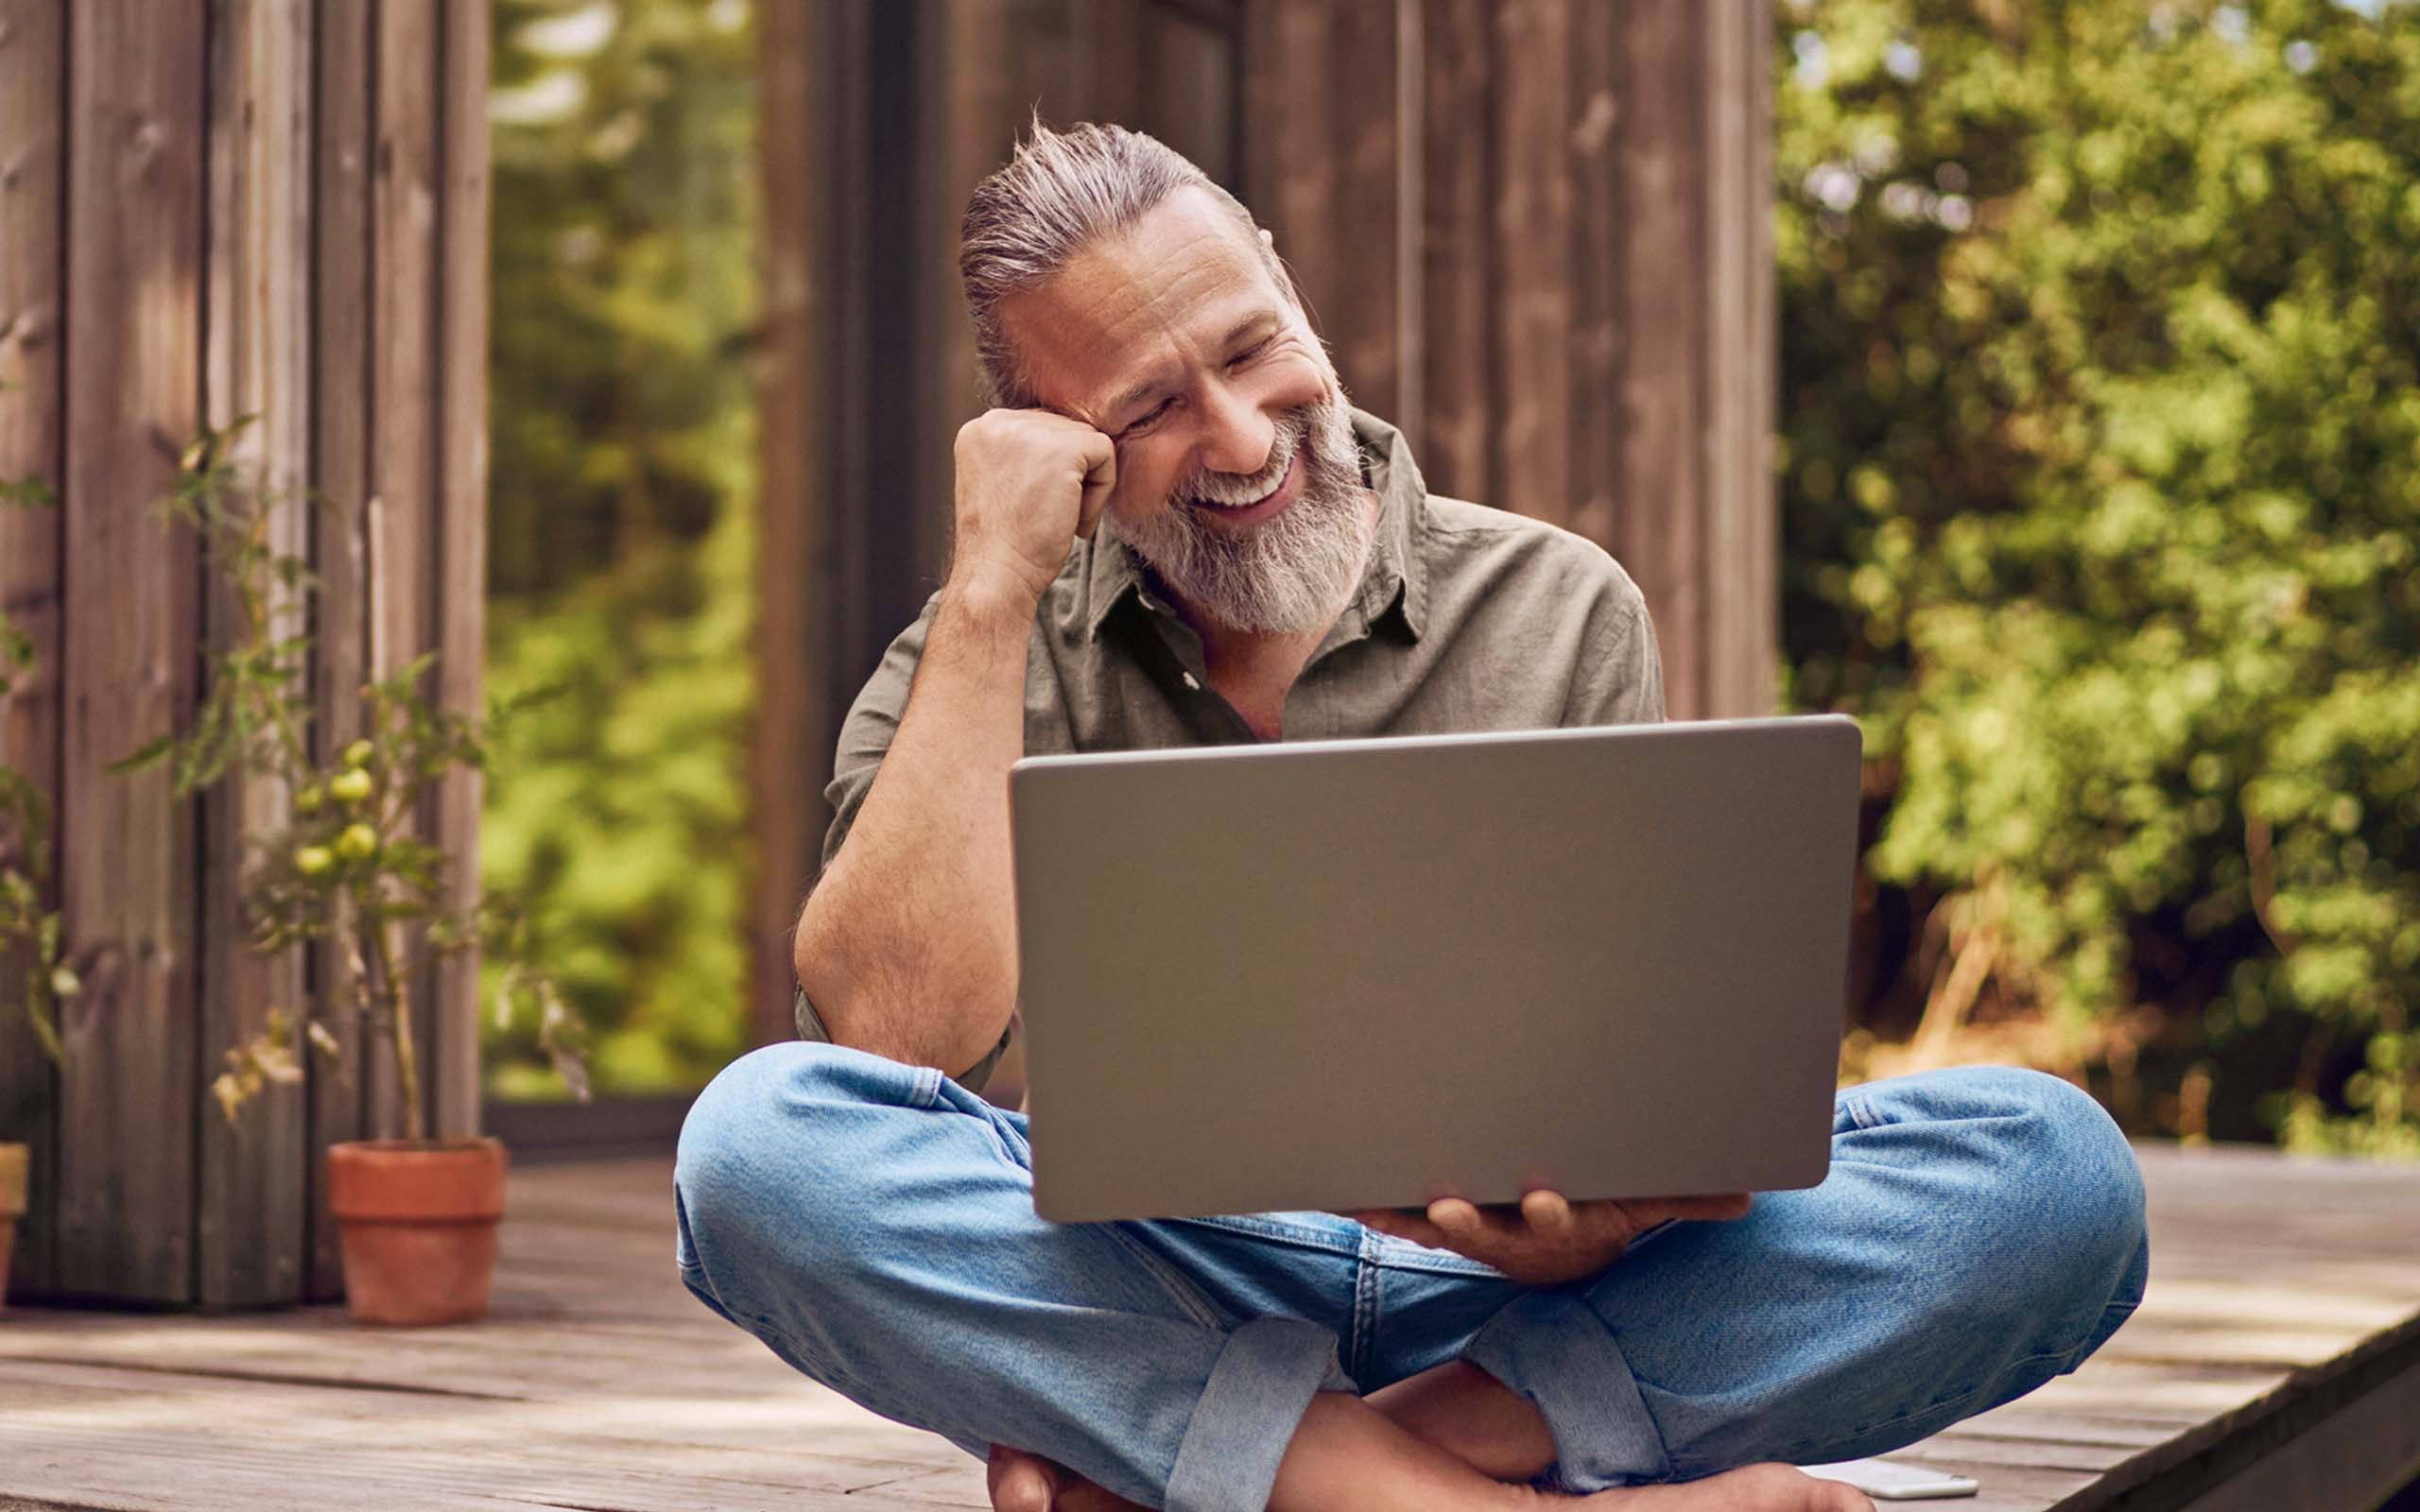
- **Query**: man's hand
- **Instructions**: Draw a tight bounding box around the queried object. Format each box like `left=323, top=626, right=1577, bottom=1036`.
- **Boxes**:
left=1341, top=1190, right=1754, bottom=1286
left=952, top=407, right=1117, bottom=604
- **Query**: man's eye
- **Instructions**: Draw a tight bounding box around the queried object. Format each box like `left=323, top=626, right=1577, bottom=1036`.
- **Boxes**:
left=1123, top=399, right=1174, bottom=436
left=1229, top=337, right=1275, bottom=369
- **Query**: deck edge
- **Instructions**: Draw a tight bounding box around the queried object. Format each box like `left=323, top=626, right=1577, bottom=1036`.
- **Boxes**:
left=2051, top=1310, right=2420, bottom=1512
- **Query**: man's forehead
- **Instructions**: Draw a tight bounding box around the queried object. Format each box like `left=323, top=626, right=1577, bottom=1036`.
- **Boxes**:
left=1002, top=192, right=1288, bottom=417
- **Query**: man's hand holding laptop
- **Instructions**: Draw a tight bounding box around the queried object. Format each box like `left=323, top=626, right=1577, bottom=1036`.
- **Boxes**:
left=1340, top=1190, right=1755, bottom=1287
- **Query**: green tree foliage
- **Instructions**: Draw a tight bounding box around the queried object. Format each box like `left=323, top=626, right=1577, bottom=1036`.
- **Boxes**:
left=484, top=0, right=757, bottom=1096
left=1776, top=0, right=2419, bottom=1153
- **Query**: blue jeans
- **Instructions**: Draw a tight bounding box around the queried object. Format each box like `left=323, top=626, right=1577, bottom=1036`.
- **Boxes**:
left=674, top=1046, right=2148, bottom=1512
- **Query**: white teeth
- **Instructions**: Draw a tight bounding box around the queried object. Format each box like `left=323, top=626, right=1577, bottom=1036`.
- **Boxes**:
left=1189, top=448, right=1292, bottom=509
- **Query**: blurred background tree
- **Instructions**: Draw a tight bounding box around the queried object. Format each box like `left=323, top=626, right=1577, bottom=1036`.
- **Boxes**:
left=483, top=0, right=756, bottom=1097
left=1777, top=0, right=2418, bottom=1154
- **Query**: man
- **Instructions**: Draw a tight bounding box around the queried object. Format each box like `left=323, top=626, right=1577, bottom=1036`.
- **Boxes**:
left=674, top=122, right=2149, bottom=1512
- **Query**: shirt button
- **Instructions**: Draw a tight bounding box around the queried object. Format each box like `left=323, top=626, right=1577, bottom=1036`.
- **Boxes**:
left=1181, top=672, right=1201, bottom=691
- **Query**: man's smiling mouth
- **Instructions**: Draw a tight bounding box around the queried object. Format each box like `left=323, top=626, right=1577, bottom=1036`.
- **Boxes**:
left=1187, top=445, right=1302, bottom=522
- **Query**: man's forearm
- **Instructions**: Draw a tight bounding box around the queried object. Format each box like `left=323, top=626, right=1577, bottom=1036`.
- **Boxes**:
left=793, top=572, right=1036, bottom=1075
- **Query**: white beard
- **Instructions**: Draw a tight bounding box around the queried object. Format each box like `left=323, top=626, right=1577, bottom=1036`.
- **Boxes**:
left=1115, top=398, right=1373, bottom=635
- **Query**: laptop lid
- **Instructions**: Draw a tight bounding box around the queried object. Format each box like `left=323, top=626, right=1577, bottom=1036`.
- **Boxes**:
left=1009, top=714, right=1862, bottom=1223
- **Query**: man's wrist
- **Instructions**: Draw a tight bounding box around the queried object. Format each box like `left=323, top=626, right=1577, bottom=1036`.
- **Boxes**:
left=941, top=562, right=1047, bottom=637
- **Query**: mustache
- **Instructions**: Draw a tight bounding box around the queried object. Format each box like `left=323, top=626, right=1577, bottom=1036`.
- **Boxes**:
left=1171, top=408, right=1313, bottom=507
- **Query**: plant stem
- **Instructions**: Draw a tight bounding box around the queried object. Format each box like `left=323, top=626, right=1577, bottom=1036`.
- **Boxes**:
left=369, top=903, right=424, bottom=1143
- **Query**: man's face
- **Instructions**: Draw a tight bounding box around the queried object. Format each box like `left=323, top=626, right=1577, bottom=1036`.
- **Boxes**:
left=999, top=187, right=1373, bottom=634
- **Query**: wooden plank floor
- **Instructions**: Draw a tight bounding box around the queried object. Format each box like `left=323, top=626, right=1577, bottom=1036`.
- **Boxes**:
left=3, top=1142, right=2415, bottom=1511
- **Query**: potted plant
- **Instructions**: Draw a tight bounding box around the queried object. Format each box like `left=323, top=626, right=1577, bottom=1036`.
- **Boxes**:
left=0, top=470, right=73, bottom=1314
left=119, top=420, right=588, bottom=1324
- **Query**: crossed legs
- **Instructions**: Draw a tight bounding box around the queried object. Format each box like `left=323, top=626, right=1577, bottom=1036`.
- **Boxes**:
left=674, top=1044, right=2147, bottom=1512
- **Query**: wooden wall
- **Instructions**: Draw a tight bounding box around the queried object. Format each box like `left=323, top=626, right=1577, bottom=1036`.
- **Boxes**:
left=0, top=0, right=490, bottom=1307
left=750, top=0, right=1776, bottom=1049
left=1241, top=0, right=1777, bottom=721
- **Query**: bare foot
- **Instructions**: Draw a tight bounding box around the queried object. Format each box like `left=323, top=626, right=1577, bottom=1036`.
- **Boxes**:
left=989, top=1412, right=1874, bottom=1512
left=985, top=1443, right=1145, bottom=1512
left=1567, top=1462, right=1875, bottom=1511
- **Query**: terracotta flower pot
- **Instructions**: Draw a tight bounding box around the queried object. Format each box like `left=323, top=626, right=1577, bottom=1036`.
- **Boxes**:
left=0, top=1142, right=25, bottom=1315
left=326, top=1137, right=508, bottom=1326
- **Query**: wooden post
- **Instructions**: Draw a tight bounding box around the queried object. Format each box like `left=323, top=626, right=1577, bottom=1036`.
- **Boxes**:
left=304, top=0, right=378, bottom=1303
left=198, top=0, right=314, bottom=1308
left=748, top=0, right=829, bottom=1051
left=433, top=0, right=492, bottom=1144
left=57, top=0, right=210, bottom=1306
left=0, top=0, right=491, bottom=1309
left=0, top=0, right=71, bottom=1301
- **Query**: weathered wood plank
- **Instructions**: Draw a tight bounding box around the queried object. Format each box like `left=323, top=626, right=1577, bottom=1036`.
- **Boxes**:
left=0, top=1425, right=952, bottom=1512
left=2057, top=1315, right=2420, bottom=1512
left=1490, top=0, right=1575, bottom=530
left=1700, top=0, right=1775, bottom=718
left=0, top=0, right=69, bottom=1302
left=431, top=0, right=491, bottom=1142
left=0, top=1342, right=977, bottom=1506
left=1564, top=0, right=1623, bottom=551
left=1613, top=0, right=1707, bottom=716
left=1415, top=0, right=1495, bottom=503
left=1243, top=0, right=1406, bottom=420
left=2164, top=1350, right=2420, bottom=1512
left=57, top=0, right=208, bottom=1304
left=369, top=0, right=441, bottom=1143
left=303, top=0, right=378, bottom=1305
left=198, top=0, right=314, bottom=1310
left=747, top=0, right=825, bottom=1052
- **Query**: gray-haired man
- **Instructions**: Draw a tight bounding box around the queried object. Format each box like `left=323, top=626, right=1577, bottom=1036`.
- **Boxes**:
left=673, top=121, right=2149, bottom=1512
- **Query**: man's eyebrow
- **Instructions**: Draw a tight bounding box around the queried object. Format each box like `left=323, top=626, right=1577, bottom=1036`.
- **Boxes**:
left=1100, top=312, right=1284, bottom=423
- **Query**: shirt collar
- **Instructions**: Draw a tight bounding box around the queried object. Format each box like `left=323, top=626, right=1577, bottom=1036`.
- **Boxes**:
left=1080, top=404, right=1431, bottom=643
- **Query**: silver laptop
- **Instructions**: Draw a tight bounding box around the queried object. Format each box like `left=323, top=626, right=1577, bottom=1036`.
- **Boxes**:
left=1008, top=714, right=1862, bottom=1224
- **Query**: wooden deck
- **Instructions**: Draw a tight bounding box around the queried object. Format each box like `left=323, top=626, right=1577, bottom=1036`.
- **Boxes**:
left=3, top=1143, right=2415, bottom=1512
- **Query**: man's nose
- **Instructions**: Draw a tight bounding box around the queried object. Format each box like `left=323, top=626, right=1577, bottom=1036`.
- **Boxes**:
left=1194, top=380, right=1277, bottom=477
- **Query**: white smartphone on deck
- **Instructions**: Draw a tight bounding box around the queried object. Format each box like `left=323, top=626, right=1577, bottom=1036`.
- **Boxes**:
left=1799, top=1458, right=1982, bottom=1500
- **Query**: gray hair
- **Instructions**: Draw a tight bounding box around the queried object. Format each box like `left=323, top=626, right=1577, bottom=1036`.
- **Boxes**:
left=959, top=117, right=1291, bottom=409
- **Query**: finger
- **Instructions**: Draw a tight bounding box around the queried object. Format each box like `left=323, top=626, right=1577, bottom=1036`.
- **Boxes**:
left=1075, top=433, right=1117, bottom=541
left=1427, top=1196, right=1479, bottom=1238
left=1427, top=1196, right=1512, bottom=1243
left=1519, top=1189, right=1577, bottom=1236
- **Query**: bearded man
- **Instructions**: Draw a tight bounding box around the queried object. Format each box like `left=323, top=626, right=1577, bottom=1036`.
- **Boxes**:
left=673, top=122, right=2149, bottom=1512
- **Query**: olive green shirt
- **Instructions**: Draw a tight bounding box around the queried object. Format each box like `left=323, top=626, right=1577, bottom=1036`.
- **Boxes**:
left=796, top=406, right=1667, bottom=1091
